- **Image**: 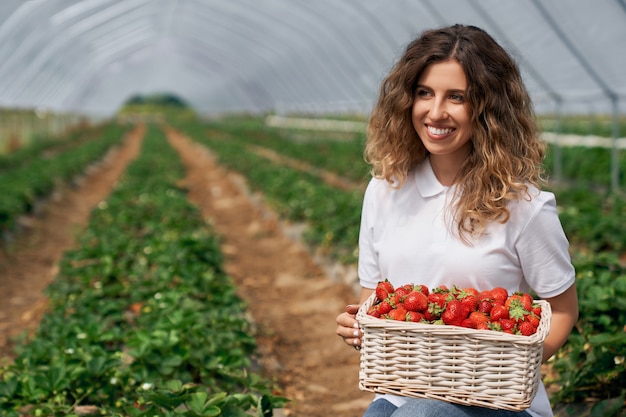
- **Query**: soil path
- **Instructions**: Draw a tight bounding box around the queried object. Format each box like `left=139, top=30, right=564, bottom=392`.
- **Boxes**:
left=0, top=124, right=144, bottom=362
left=166, top=127, right=373, bottom=417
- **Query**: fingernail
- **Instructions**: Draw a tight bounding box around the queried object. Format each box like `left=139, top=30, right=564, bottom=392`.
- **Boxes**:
left=353, top=338, right=359, bottom=345
left=353, top=330, right=359, bottom=337
left=353, top=322, right=360, bottom=329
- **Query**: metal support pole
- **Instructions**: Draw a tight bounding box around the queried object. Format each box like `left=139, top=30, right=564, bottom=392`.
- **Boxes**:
left=610, top=98, right=620, bottom=193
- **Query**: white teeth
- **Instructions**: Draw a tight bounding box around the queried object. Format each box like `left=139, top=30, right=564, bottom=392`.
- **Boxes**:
left=428, top=126, right=454, bottom=135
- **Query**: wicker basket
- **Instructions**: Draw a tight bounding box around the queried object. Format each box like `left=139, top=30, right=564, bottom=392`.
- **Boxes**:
left=356, top=292, right=552, bottom=411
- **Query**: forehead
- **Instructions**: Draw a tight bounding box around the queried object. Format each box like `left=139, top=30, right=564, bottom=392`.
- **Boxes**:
left=418, top=60, right=467, bottom=88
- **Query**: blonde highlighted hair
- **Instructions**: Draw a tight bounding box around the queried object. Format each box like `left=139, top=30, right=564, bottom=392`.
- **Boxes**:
left=366, top=24, right=545, bottom=241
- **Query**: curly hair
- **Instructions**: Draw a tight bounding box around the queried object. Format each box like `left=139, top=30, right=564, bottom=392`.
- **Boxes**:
left=365, top=24, right=546, bottom=241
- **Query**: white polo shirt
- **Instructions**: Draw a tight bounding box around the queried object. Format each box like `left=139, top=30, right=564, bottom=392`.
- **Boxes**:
left=357, top=157, right=575, bottom=417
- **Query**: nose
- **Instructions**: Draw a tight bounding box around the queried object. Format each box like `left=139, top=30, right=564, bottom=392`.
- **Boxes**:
left=429, top=98, right=448, bottom=120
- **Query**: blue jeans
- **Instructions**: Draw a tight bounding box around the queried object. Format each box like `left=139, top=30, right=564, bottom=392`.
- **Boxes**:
left=363, top=398, right=532, bottom=417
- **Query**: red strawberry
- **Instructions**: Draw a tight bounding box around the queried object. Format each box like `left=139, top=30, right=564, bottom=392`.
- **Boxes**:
left=518, top=321, right=537, bottom=336
left=532, top=304, right=542, bottom=318
left=442, top=300, right=465, bottom=326
left=490, top=287, right=509, bottom=305
left=403, top=291, right=428, bottom=312
left=378, top=300, right=393, bottom=315
left=407, top=311, right=424, bottom=322
left=367, top=305, right=381, bottom=318
left=468, top=311, right=490, bottom=328
left=525, top=314, right=540, bottom=328
left=463, top=287, right=479, bottom=297
left=386, top=307, right=408, bottom=321
left=520, top=293, right=534, bottom=311
left=499, top=318, right=516, bottom=333
left=414, top=284, right=429, bottom=296
left=428, top=292, right=449, bottom=309
left=460, top=318, right=476, bottom=328
left=459, top=294, right=478, bottom=313
left=423, top=306, right=441, bottom=322
left=477, top=299, right=493, bottom=315
left=490, top=304, right=510, bottom=321
left=478, top=290, right=493, bottom=302
left=395, top=286, right=411, bottom=300
left=375, top=280, right=394, bottom=301
left=401, top=283, right=415, bottom=293
left=388, top=292, right=403, bottom=308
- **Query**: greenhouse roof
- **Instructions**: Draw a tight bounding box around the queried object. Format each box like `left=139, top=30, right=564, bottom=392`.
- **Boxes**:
left=0, top=0, right=625, bottom=117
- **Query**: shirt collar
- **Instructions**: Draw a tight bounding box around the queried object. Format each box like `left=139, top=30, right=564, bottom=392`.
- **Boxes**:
left=414, top=157, right=447, bottom=197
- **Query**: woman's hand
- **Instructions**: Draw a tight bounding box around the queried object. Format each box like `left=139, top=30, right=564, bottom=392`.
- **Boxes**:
left=336, top=304, right=362, bottom=349
left=336, top=288, right=374, bottom=350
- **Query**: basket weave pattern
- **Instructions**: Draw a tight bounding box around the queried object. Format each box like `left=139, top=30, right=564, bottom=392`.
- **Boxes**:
left=356, top=293, right=552, bottom=411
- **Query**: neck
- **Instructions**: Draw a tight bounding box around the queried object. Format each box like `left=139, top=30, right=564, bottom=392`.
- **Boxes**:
left=429, top=155, right=463, bottom=186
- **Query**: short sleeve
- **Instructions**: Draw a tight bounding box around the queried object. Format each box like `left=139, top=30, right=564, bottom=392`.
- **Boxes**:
left=515, top=193, right=576, bottom=298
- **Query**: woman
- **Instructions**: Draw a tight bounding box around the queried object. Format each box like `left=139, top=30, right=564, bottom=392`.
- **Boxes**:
left=335, top=24, right=578, bottom=417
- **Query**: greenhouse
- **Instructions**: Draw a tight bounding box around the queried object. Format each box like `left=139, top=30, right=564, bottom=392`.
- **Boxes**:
left=0, top=1, right=625, bottom=417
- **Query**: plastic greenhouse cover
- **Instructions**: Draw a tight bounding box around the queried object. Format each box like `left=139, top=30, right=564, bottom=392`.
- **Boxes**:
left=0, top=0, right=624, bottom=117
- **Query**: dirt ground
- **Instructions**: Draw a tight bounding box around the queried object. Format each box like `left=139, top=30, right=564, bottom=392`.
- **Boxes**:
left=0, top=124, right=373, bottom=417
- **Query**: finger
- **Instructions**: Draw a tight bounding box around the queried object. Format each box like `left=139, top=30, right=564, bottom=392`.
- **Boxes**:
left=336, top=312, right=360, bottom=330
left=344, top=304, right=360, bottom=315
left=336, top=322, right=362, bottom=340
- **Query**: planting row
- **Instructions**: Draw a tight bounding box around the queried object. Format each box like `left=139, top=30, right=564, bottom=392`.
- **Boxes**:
left=176, top=120, right=363, bottom=264
left=173, top=117, right=625, bottom=415
left=0, top=122, right=129, bottom=233
left=0, top=124, right=286, bottom=416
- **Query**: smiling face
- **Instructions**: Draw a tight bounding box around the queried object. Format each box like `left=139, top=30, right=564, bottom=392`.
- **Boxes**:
left=412, top=59, right=473, bottom=182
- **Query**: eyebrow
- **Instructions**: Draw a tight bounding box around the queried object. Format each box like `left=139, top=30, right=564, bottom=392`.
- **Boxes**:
left=416, top=84, right=466, bottom=94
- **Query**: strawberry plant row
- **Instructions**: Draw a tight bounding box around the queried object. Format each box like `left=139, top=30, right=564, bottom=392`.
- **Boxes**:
left=0, top=124, right=286, bottom=416
left=199, top=118, right=370, bottom=184
left=177, top=121, right=363, bottom=264
left=544, top=144, right=626, bottom=188
left=0, top=122, right=128, bottom=233
left=0, top=123, right=112, bottom=173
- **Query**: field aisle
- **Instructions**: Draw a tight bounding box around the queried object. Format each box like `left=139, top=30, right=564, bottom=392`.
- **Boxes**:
left=0, top=124, right=144, bottom=361
left=166, top=127, right=374, bottom=417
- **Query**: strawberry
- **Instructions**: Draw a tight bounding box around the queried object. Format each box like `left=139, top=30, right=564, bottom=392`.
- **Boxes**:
left=459, top=294, right=478, bottom=313
left=395, top=286, right=411, bottom=300
left=468, top=311, right=490, bottom=328
left=477, top=299, right=493, bottom=315
left=490, top=304, right=510, bottom=321
left=375, top=280, right=394, bottom=301
left=442, top=300, right=465, bottom=326
left=403, top=291, right=428, bottom=312
left=423, top=306, right=441, bottom=322
left=388, top=292, right=403, bottom=308
left=505, top=293, right=532, bottom=313
left=407, top=311, right=424, bottom=322
left=499, top=318, right=516, bottom=333
left=428, top=292, right=449, bottom=309
left=378, top=300, right=393, bottom=315
left=386, top=307, right=408, bottom=321
left=414, top=284, right=429, bottom=296
left=490, top=287, right=509, bottom=305
left=460, top=318, right=476, bottom=329
left=463, top=287, right=479, bottom=297
left=367, top=305, right=381, bottom=318
left=518, top=321, right=536, bottom=336
left=525, top=313, right=540, bottom=328
left=531, top=304, right=542, bottom=318
left=401, top=283, right=415, bottom=293
left=478, top=290, right=493, bottom=302
left=520, top=293, right=534, bottom=311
